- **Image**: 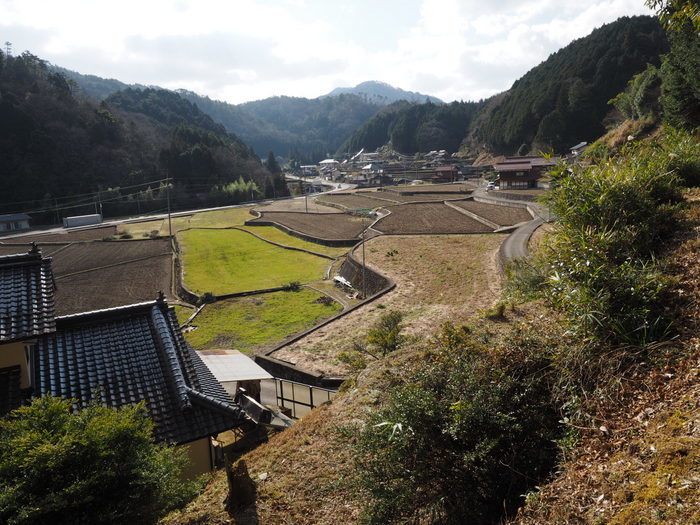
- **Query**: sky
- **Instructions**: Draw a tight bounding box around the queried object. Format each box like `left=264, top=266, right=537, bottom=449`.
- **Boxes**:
left=1, top=0, right=654, bottom=105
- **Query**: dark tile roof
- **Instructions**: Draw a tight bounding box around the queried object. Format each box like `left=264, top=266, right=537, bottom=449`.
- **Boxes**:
left=33, top=300, right=245, bottom=444
left=0, top=365, right=22, bottom=416
left=0, top=248, right=56, bottom=343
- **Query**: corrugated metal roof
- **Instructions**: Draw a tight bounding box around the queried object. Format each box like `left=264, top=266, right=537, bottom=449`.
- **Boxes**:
left=197, top=350, right=273, bottom=382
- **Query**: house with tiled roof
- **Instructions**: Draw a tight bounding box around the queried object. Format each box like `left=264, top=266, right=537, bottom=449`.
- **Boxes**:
left=0, top=247, right=245, bottom=478
left=493, top=156, right=559, bottom=190
left=0, top=245, right=55, bottom=415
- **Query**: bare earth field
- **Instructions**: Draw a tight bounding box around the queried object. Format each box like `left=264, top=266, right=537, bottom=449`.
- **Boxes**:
left=0, top=225, right=118, bottom=243
left=248, top=212, right=368, bottom=241
left=255, top=197, right=342, bottom=213
left=55, top=254, right=172, bottom=315
left=49, top=239, right=170, bottom=276
left=390, top=182, right=475, bottom=193
left=271, top=233, right=506, bottom=376
left=373, top=203, right=494, bottom=234
left=0, top=238, right=174, bottom=315
left=451, top=200, right=533, bottom=226
left=316, top=193, right=397, bottom=210
left=369, top=191, right=469, bottom=203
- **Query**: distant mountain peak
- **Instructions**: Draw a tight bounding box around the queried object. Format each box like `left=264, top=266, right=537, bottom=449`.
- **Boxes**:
left=321, top=81, right=442, bottom=105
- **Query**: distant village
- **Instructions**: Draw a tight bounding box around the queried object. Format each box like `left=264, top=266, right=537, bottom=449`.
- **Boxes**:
left=291, top=142, right=588, bottom=192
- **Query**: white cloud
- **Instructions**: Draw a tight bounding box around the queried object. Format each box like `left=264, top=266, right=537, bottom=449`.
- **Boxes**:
left=0, top=0, right=655, bottom=104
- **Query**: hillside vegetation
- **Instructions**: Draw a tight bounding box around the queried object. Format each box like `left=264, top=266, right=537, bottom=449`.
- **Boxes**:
left=0, top=53, right=285, bottom=221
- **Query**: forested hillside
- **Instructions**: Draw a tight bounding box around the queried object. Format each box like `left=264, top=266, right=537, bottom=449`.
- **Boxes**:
left=470, top=15, right=668, bottom=154
left=337, top=100, right=483, bottom=156
left=341, top=16, right=668, bottom=156
left=0, top=53, right=282, bottom=223
left=177, top=90, right=383, bottom=162
left=321, top=80, right=443, bottom=105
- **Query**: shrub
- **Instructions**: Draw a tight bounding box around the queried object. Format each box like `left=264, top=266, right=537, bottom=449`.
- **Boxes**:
left=285, top=280, right=302, bottom=292
left=199, top=291, right=216, bottom=304
left=0, top=396, right=197, bottom=525
left=353, top=324, right=560, bottom=524
left=540, top=143, right=686, bottom=345
left=366, top=311, right=404, bottom=356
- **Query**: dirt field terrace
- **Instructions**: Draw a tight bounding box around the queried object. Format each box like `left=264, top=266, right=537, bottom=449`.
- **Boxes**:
left=0, top=232, right=172, bottom=315
left=271, top=234, right=506, bottom=376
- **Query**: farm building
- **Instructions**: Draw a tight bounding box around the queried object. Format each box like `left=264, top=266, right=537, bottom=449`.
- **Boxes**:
left=0, top=213, right=31, bottom=233
left=0, top=247, right=246, bottom=478
left=494, top=156, right=558, bottom=190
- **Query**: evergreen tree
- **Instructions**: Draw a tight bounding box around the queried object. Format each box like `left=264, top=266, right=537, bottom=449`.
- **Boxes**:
left=266, top=151, right=281, bottom=174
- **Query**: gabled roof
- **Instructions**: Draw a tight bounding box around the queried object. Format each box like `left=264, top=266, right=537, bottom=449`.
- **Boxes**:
left=494, top=163, right=533, bottom=171
left=33, top=300, right=245, bottom=444
left=0, top=247, right=56, bottom=343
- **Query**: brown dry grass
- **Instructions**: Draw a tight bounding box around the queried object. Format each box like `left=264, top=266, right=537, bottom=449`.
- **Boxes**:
left=1, top=225, right=117, bottom=243
left=271, top=234, right=506, bottom=375
left=514, top=199, right=700, bottom=525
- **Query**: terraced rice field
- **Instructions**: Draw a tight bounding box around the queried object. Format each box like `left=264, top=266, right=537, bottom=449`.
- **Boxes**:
left=247, top=212, right=368, bottom=242
left=316, top=193, right=396, bottom=210
left=178, top=228, right=331, bottom=295
left=390, top=182, right=475, bottom=193
left=369, top=191, right=469, bottom=203
left=373, top=203, right=494, bottom=234
left=55, top=254, right=172, bottom=315
left=184, top=288, right=342, bottom=353
left=0, top=238, right=174, bottom=315
left=450, top=200, right=533, bottom=226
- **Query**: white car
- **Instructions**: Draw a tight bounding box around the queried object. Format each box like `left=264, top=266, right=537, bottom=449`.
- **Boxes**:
left=486, top=182, right=495, bottom=191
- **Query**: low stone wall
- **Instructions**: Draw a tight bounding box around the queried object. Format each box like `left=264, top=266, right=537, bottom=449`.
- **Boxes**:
left=244, top=219, right=358, bottom=247
left=338, top=249, right=391, bottom=297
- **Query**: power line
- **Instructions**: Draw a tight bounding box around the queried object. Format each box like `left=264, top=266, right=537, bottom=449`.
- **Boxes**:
left=0, top=177, right=171, bottom=215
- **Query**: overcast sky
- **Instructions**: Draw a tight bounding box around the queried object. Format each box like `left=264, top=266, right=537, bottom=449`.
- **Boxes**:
left=2, top=0, right=654, bottom=105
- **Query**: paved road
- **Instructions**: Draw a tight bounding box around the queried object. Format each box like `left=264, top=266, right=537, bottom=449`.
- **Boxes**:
left=471, top=182, right=548, bottom=263
left=499, top=217, right=544, bottom=260
left=0, top=183, right=356, bottom=241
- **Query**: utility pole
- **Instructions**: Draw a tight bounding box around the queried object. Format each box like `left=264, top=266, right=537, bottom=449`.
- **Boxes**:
left=361, top=228, right=366, bottom=299
left=166, top=177, right=173, bottom=241
left=4, top=42, right=11, bottom=57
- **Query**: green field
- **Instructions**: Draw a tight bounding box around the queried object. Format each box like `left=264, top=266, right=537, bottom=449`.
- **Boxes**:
left=184, top=289, right=342, bottom=352
left=240, top=225, right=348, bottom=258
left=118, top=207, right=255, bottom=237
left=173, top=304, right=195, bottom=325
left=178, top=229, right=331, bottom=295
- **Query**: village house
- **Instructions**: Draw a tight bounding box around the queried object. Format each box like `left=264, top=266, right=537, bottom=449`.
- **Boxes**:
left=0, top=247, right=246, bottom=478
left=0, top=213, right=31, bottom=233
left=493, top=156, right=558, bottom=190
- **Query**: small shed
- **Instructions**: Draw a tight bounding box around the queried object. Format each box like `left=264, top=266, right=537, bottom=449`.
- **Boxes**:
left=0, top=214, right=31, bottom=233
left=196, top=349, right=275, bottom=405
